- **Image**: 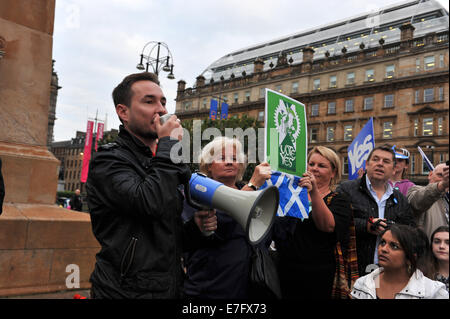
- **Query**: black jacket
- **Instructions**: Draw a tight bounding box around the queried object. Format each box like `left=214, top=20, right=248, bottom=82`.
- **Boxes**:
left=70, top=194, right=83, bottom=211
left=336, top=174, right=415, bottom=276
left=86, top=126, right=194, bottom=298
left=181, top=183, right=252, bottom=299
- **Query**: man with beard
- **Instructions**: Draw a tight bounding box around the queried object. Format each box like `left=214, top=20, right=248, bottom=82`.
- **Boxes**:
left=86, top=72, right=209, bottom=298
left=337, top=146, right=414, bottom=276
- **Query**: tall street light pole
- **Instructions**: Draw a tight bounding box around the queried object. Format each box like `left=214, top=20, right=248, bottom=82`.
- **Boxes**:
left=136, top=41, right=175, bottom=79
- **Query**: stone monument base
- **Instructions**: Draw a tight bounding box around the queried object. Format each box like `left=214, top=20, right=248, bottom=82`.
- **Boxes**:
left=0, top=203, right=99, bottom=297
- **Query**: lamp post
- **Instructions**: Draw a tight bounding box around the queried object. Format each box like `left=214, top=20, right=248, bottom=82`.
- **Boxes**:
left=136, top=41, right=175, bottom=79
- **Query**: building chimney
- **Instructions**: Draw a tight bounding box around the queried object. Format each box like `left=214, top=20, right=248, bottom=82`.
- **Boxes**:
left=400, top=22, right=415, bottom=42
left=302, top=46, right=315, bottom=63
left=196, top=75, right=205, bottom=87
left=177, top=79, right=186, bottom=92
left=253, top=57, right=264, bottom=73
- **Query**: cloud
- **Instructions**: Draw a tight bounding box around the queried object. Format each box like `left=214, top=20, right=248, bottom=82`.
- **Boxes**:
left=52, top=0, right=449, bottom=141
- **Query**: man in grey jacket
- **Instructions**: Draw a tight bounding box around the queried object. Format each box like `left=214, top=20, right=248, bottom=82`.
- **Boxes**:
left=407, top=162, right=449, bottom=240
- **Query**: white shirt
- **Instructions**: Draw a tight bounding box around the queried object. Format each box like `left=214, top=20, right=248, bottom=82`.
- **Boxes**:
left=365, top=175, right=393, bottom=264
left=351, top=268, right=449, bottom=299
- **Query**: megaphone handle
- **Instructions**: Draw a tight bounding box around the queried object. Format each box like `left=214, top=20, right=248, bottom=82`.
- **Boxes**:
left=183, top=182, right=215, bottom=237
left=200, top=210, right=215, bottom=237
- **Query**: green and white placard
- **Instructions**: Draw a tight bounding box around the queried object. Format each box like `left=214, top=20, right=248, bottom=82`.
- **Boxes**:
left=264, top=89, right=307, bottom=177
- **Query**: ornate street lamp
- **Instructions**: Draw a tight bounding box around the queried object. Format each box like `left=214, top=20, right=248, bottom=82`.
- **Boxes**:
left=136, top=41, right=175, bottom=79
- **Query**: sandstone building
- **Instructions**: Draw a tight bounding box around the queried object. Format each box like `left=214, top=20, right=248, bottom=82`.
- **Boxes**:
left=175, top=0, right=449, bottom=184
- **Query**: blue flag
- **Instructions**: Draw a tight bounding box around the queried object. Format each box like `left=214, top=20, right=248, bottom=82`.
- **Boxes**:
left=220, top=102, right=228, bottom=120
left=260, top=171, right=309, bottom=219
left=209, top=99, right=218, bottom=120
left=347, top=118, right=374, bottom=180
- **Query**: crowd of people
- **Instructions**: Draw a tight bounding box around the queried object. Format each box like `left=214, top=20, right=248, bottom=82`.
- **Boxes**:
left=85, top=72, right=449, bottom=299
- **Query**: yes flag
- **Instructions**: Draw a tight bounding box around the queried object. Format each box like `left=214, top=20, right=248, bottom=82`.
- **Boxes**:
left=347, top=118, right=374, bottom=180
left=260, top=171, right=310, bottom=219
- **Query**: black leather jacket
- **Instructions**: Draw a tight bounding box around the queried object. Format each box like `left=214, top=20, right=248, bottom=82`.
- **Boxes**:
left=86, top=126, right=195, bottom=298
left=336, top=174, right=415, bottom=276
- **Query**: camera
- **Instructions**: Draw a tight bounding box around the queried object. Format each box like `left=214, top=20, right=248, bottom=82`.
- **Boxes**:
left=369, top=218, right=395, bottom=231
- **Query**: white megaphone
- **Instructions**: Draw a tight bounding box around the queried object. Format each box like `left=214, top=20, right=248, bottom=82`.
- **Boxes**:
left=185, top=172, right=279, bottom=245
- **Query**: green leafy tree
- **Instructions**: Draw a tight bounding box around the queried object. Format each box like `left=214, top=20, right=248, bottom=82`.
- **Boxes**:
left=181, top=115, right=263, bottom=181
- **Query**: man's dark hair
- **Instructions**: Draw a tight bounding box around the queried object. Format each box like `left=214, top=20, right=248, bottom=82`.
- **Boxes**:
left=366, top=145, right=396, bottom=166
left=112, top=72, right=160, bottom=108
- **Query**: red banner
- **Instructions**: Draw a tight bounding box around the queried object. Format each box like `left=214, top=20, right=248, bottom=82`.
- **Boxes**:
left=95, top=122, right=104, bottom=151
left=80, top=120, right=94, bottom=183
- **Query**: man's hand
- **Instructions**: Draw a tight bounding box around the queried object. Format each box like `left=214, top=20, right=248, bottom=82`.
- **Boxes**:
left=154, top=114, right=183, bottom=141
left=367, top=217, right=387, bottom=235
left=437, top=165, right=449, bottom=192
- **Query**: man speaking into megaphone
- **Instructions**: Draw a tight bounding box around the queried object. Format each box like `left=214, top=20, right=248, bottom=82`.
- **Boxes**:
left=182, top=136, right=273, bottom=299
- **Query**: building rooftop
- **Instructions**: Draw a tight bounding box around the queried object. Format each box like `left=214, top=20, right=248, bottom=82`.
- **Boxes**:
left=201, top=0, right=448, bottom=83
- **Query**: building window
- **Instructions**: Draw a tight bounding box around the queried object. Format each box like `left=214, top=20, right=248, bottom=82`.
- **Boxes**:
left=414, top=90, right=420, bottom=104
left=184, top=101, right=192, bottom=110
left=424, top=55, right=435, bottom=70
left=311, top=103, right=319, bottom=116
left=414, top=119, right=419, bottom=136
left=439, top=54, right=444, bottom=68
left=383, top=121, right=393, bottom=139
left=424, top=88, right=434, bottom=102
left=234, top=93, right=239, bottom=103
left=344, top=125, right=353, bottom=141
left=329, top=75, right=337, bottom=88
left=415, top=58, right=420, bottom=72
left=202, top=98, right=207, bottom=109
left=259, top=88, right=265, bottom=99
left=245, top=91, right=250, bottom=102
left=438, top=87, right=444, bottom=101
left=365, top=69, right=374, bottom=82
left=346, top=72, right=355, bottom=85
left=258, top=111, right=265, bottom=122
left=423, top=117, right=433, bottom=136
left=327, top=127, right=335, bottom=142
left=363, top=97, right=373, bottom=110
left=291, top=81, right=299, bottom=93
left=385, top=65, right=395, bottom=78
left=310, top=127, right=319, bottom=143
left=345, top=99, right=354, bottom=112
left=327, top=101, right=336, bottom=114
left=275, top=84, right=282, bottom=92
left=438, top=117, right=443, bottom=135
left=422, top=155, right=432, bottom=174
left=313, top=78, right=321, bottom=90
left=343, top=157, right=349, bottom=175
left=384, top=94, right=394, bottom=108
left=222, top=95, right=228, bottom=103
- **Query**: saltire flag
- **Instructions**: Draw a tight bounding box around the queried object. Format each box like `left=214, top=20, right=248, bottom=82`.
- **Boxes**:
left=80, top=120, right=94, bottom=183
left=418, top=146, right=434, bottom=171
left=209, top=99, right=218, bottom=120
left=260, top=171, right=310, bottom=219
left=264, top=89, right=308, bottom=219
left=220, top=102, right=229, bottom=120
left=94, top=122, right=104, bottom=151
left=347, top=118, right=374, bottom=180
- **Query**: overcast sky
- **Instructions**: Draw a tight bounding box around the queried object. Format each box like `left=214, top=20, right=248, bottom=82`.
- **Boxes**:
left=52, top=0, right=449, bottom=142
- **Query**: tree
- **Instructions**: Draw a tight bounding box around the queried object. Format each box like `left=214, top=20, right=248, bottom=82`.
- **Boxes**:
left=181, top=115, right=263, bottom=181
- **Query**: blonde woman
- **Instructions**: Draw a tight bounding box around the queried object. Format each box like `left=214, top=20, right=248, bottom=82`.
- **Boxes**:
left=272, top=146, right=353, bottom=299
left=182, top=136, right=271, bottom=299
